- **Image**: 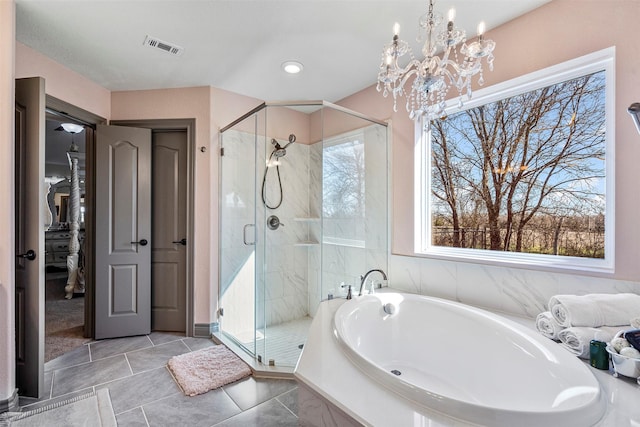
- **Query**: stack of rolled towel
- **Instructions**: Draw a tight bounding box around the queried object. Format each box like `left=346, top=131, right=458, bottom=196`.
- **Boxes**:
left=536, top=293, right=640, bottom=359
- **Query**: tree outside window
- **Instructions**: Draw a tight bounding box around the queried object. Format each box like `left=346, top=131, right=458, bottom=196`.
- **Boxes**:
left=429, top=70, right=606, bottom=259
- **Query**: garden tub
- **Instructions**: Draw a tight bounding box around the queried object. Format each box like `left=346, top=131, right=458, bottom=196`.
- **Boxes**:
left=333, top=293, right=605, bottom=427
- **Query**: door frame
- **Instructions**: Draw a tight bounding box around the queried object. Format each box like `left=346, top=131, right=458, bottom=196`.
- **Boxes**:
left=111, top=119, right=196, bottom=337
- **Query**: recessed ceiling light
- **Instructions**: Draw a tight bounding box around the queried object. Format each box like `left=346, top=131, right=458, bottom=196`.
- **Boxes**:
left=282, top=61, right=304, bottom=74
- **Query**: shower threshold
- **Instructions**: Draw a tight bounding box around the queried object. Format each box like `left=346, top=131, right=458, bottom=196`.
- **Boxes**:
left=213, top=316, right=313, bottom=377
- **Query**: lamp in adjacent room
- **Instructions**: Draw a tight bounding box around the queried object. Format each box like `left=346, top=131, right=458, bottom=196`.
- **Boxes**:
left=55, top=122, right=84, bottom=152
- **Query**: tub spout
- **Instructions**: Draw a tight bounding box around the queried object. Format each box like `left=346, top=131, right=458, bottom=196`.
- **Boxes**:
left=359, top=269, right=387, bottom=296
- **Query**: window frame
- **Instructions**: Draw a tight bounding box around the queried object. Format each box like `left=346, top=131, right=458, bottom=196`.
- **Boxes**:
left=414, top=47, right=616, bottom=273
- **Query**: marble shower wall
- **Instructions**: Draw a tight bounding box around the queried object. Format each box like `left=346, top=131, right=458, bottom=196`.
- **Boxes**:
left=389, top=254, right=640, bottom=318
left=221, top=129, right=318, bottom=330
left=261, top=138, right=314, bottom=327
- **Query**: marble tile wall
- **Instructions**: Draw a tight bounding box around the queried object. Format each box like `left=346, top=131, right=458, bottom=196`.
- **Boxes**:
left=262, top=139, right=313, bottom=327
left=389, top=254, right=640, bottom=318
left=221, top=130, right=314, bottom=332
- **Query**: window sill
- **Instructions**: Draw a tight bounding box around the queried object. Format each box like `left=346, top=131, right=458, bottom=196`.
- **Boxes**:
left=413, top=246, right=614, bottom=275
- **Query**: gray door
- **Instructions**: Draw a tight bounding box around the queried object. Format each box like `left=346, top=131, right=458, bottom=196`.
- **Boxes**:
left=151, top=130, right=187, bottom=331
left=95, top=124, right=152, bottom=339
left=15, top=77, right=45, bottom=398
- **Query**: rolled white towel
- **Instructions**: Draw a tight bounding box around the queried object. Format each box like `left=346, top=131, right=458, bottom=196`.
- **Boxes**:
left=557, top=326, right=621, bottom=359
left=549, top=293, right=640, bottom=328
left=536, top=311, right=563, bottom=341
left=631, top=317, right=640, bottom=329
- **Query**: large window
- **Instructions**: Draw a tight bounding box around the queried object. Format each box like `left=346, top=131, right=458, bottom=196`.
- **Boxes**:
left=415, top=48, right=615, bottom=272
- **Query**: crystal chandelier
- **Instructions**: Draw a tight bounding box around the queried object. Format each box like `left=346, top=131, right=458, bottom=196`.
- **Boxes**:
left=377, top=0, right=496, bottom=121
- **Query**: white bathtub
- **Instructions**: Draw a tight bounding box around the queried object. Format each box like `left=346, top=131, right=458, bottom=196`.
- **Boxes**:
left=333, top=292, right=606, bottom=427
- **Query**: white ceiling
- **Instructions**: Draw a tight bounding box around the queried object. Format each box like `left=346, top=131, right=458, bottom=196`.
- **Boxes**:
left=15, top=0, right=550, bottom=104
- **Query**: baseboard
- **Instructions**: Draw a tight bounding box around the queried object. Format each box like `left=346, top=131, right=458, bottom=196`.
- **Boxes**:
left=193, top=322, right=218, bottom=337
left=0, top=389, right=19, bottom=413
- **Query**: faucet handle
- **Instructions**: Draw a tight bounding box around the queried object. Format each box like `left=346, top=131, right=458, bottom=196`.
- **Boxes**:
left=341, top=283, right=353, bottom=300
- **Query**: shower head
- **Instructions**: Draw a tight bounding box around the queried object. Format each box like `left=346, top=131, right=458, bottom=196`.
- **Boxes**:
left=273, top=148, right=287, bottom=158
left=270, top=134, right=296, bottom=157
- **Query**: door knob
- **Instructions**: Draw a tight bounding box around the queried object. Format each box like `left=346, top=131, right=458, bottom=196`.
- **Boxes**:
left=172, top=238, right=187, bottom=246
left=131, top=239, right=148, bottom=246
left=16, top=249, right=36, bottom=261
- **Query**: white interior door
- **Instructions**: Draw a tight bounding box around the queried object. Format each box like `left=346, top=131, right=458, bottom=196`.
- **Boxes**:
left=14, top=77, right=45, bottom=398
left=95, top=124, right=152, bottom=339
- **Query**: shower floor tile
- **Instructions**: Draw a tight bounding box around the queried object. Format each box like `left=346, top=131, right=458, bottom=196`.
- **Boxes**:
left=239, top=316, right=313, bottom=367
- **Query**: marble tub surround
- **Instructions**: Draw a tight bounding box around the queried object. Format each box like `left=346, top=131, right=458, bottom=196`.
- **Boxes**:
left=388, top=254, right=640, bottom=319
left=295, top=296, right=640, bottom=426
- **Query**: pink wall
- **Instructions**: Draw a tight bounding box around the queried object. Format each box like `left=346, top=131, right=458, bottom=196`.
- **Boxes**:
left=16, top=42, right=110, bottom=120
left=0, top=0, right=16, bottom=404
left=338, top=0, right=640, bottom=280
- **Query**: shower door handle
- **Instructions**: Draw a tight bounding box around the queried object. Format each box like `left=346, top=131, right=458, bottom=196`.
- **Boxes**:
left=243, top=224, right=256, bottom=245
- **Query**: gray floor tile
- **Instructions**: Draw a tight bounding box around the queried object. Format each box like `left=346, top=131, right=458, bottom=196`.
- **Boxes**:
left=97, top=366, right=181, bottom=414
left=51, top=355, right=131, bottom=397
left=222, top=376, right=297, bottom=411
left=116, top=407, right=149, bottom=427
left=143, top=388, right=241, bottom=427
left=90, top=335, right=153, bottom=361
left=126, top=340, right=191, bottom=374
left=44, top=344, right=91, bottom=372
left=276, top=387, right=299, bottom=415
left=148, top=331, right=185, bottom=346
left=182, top=337, right=217, bottom=352
left=212, top=398, right=298, bottom=427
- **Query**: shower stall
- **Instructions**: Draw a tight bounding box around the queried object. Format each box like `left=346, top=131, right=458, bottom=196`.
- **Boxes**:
left=218, top=101, right=388, bottom=371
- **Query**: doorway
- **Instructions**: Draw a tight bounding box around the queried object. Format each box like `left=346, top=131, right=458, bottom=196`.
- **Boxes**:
left=109, top=119, right=195, bottom=337
left=43, top=114, right=91, bottom=363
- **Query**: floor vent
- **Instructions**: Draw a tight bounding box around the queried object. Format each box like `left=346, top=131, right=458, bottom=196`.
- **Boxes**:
left=143, top=35, right=184, bottom=56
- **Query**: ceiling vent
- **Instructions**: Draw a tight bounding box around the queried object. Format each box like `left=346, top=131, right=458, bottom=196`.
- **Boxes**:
left=143, top=35, right=184, bottom=56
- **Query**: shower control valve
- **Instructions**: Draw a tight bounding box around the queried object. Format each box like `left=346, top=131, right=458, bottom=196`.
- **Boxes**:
left=267, top=215, right=284, bottom=230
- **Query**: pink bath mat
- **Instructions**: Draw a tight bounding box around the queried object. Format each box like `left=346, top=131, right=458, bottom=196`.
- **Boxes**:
left=167, top=345, right=252, bottom=396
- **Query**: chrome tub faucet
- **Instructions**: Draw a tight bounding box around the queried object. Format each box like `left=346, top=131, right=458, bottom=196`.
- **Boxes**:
left=359, top=269, right=387, bottom=296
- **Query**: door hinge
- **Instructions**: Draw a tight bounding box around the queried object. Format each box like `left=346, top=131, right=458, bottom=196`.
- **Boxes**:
left=218, top=307, right=224, bottom=316
left=220, top=147, right=225, bottom=156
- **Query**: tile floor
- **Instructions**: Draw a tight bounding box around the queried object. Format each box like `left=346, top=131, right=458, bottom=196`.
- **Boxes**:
left=19, top=332, right=299, bottom=426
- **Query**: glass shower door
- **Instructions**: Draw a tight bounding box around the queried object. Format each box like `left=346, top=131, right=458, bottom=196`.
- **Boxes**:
left=219, top=118, right=259, bottom=356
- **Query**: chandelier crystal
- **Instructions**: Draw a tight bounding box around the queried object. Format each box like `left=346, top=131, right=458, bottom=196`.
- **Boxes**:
left=377, top=0, right=496, bottom=121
